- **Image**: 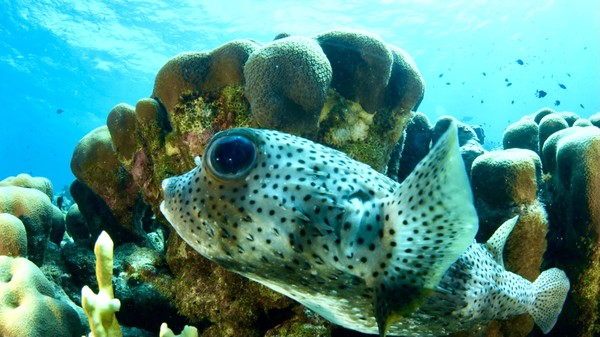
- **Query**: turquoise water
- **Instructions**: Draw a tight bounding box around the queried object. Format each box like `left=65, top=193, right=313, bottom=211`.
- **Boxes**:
left=1, top=0, right=598, bottom=190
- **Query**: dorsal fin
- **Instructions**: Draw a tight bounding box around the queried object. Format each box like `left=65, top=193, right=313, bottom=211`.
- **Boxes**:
left=485, top=215, right=519, bottom=267
left=375, top=121, right=479, bottom=336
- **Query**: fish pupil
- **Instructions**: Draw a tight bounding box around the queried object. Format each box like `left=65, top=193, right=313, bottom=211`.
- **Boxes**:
left=210, top=135, right=256, bottom=176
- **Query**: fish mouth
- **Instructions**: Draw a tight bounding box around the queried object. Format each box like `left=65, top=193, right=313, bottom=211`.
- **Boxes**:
left=159, top=177, right=175, bottom=220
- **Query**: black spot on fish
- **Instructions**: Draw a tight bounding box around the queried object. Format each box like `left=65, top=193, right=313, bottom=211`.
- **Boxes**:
left=516, top=59, right=524, bottom=65
left=554, top=100, right=560, bottom=106
left=535, top=90, right=547, bottom=98
left=580, top=103, right=585, bottom=108
left=56, top=108, right=64, bottom=114
left=558, top=83, right=566, bottom=89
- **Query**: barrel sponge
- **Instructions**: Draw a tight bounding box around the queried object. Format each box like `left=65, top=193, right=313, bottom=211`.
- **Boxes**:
left=244, top=36, right=332, bottom=134
left=471, top=148, right=542, bottom=207
left=538, top=113, right=569, bottom=152
left=152, top=40, right=259, bottom=115
left=503, top=118, right=539, bottom=153
left=0, top=213, right=27, bottom=257
left=532, top=107, right=557, bottom=124
left=0, top=256, right=82, bottom=337
left=107, top=103, right=137, bottom=165
left=315, top=29, right=392, bottom=113
left=0, top=173, right=53, bottom=199
left=0, top=186, right=53, bottom=265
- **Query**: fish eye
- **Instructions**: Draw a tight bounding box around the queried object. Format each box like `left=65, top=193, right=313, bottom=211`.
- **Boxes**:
left=207, top=134, right=256, bottom=179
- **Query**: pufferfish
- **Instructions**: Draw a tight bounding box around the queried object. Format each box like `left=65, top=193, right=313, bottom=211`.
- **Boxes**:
left=160, top=122, right=570, bottom=336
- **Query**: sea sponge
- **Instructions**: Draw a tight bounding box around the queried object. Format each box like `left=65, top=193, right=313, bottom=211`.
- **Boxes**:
left=0, top=256, right=82, bottom=337
left=538, top=113, right=569, bottom=153
left=0, top=173, right=53, bottom=199
left=540, top=125, right=600, bottom=336
left=244, top=36, right=332, bottom=134
left=503, top=118, right=539, bottom=153
left=0, top=213, right=27, bottom=257
left=0, top=186, right=54, bottom=265
left=153, top=40, right=259, bottom=116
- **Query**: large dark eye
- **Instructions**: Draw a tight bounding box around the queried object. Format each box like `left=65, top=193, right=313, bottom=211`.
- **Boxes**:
left=207, top=135, right=256, bottom=179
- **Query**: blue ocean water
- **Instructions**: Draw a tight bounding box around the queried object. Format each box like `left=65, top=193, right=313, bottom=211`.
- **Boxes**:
left=0, top=0, right=598, bottom=191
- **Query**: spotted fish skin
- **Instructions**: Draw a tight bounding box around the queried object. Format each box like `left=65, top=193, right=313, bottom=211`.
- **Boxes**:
left=160, top=124, right=569, bottom=336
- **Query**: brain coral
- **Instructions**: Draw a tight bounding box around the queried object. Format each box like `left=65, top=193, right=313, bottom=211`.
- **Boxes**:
left=0, top=173, right=53, bottom=199
left=153, top=40, right=259, bottom=116
left=0, top=256, right=82, bottom=337
left=0, top=186, right=55, bottom=265
left=0, top=213, right=27, bottom=257
left=244, top=36, right=332, bottom=134
left=503, top=118, right=539, bottom=152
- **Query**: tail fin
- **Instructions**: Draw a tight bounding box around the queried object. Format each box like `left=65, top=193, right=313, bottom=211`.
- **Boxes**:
left=529, top=268, right=570, bottom=334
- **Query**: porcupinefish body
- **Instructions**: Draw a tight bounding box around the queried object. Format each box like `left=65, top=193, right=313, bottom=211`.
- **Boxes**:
left=160, top=123, right=569, bottom=336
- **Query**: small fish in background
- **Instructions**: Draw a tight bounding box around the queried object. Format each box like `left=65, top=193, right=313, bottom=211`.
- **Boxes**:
left=161, top=124, right=570, bottom=337
left=516, top=59, right=524, bottom=65
left=511, top=100, right=515, bottom=104
left=567, top=73, right=571, bottom=77
left=536, top=90, right=547, bottom=98
left=482, top=72, right=487, bottom=76
left=446, top=82, right=451, bottom=85
left=438, top=73, right=444, bottom=78
left=480, top=99, right=484, bottom=104
left=56, top=108, right=64, bottom=114
left=580, top=103, right=585, bottom=108
left=555, top=100, right=561, bottom=106
left=558, top=83, right=567, bottom=89
left=506, top=82, right=512, bottom=87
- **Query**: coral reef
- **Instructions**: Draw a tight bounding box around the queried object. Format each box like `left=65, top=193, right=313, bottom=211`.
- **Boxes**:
left=66, top=29, right=424, bottom=337
left=5, top=27, right=594, bottom=336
